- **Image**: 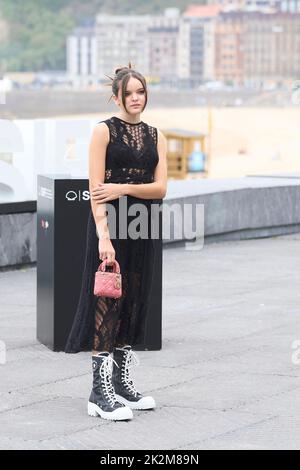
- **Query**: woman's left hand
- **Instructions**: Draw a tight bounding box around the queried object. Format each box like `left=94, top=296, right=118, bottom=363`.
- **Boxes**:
left=91, top=183, right=125, bottom=203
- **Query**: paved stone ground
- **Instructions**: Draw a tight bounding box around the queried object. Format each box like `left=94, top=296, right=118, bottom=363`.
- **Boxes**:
left=1, top=233, right=300, bottom=450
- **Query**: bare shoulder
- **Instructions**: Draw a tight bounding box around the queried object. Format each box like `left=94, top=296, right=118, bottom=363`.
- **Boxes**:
left=91, top=121, right=110, bottom=146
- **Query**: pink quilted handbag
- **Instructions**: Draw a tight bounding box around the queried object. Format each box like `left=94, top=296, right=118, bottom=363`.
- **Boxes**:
left=94, top=259, right=122, bottom=298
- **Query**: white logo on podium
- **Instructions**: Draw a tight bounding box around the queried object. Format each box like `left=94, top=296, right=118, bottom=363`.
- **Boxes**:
left=66, top=190, right=90, bottom=201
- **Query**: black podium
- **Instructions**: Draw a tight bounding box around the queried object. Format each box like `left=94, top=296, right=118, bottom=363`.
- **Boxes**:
left=36, top=174, right=162, bottom=352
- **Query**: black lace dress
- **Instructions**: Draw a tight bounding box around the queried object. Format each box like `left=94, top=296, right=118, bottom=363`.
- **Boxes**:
left=64, top=116, right=160, bottom=353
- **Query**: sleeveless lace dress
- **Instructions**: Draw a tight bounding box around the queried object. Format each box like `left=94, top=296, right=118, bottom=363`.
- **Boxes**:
left=64, top=116, right=160, bottom=353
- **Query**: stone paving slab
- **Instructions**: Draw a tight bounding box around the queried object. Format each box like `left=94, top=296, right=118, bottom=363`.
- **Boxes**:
left=1, top=234, right=300, bottom=449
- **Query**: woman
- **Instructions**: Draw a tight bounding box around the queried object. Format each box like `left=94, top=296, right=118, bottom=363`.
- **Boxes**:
left=64, top=62, right=168, bottom=421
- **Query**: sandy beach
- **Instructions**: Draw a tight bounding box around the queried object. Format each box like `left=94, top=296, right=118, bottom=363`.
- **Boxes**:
left=54, top=106, right=300, bottom=179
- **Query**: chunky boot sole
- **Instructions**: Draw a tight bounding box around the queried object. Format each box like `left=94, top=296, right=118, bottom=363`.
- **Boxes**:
left=115, top=394, right=156, bottom=410
left=87, top=401, right=133, bottom=421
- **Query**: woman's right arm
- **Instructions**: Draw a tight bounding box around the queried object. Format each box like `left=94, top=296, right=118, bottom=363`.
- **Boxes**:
left=88, top=123, right=115, bottom=264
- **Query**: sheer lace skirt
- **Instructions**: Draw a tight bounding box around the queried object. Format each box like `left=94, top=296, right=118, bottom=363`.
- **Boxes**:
left=64, top=207, right=156, bottom=354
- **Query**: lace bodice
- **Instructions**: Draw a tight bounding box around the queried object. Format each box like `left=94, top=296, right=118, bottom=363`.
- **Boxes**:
left=99, top=116, right=159, bottom=185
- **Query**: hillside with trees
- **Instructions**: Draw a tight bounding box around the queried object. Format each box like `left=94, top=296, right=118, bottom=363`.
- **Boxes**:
left=0, top=0, right=205, bottom=72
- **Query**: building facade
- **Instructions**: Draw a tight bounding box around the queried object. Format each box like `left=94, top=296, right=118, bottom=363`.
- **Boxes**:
left=214, top=9, right=300, bottom=86
left=208, top=0, right=300, bottom=12
left=148, top=8, right=179, bottom=84
left=66, top=25, right=97, bottom=87
left=244, top=10, right=300, bottom=86
left=66, top=4, right=300, bottom=89
left=215, top=11, right=245, bottom=85
left=95, top=14, right=150, bottom=80
left=182, top=5, right=222, bottom=86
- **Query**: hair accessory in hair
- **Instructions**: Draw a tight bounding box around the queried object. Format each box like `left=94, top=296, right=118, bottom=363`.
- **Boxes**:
left=114, top=61, right=134, bottom=75
left=103, top=61, right=137, bottom=103
left=103, top=61, right=134, bottom=88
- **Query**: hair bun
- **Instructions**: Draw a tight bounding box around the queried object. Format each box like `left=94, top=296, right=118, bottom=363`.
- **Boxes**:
left=115, top=62, right=133, bottom=75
